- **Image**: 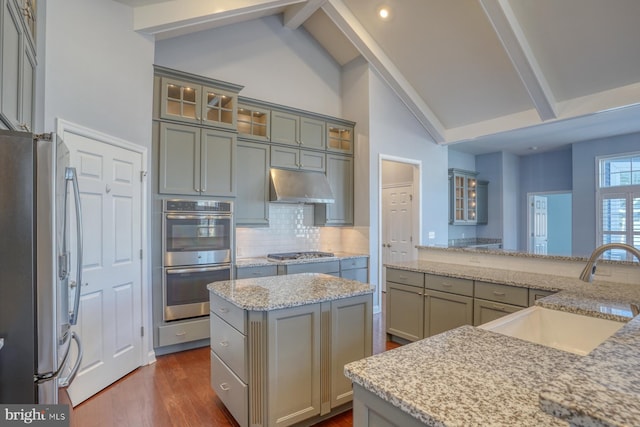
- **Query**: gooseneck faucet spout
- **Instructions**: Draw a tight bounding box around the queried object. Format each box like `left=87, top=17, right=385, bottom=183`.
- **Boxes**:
left=579, top=243, right=640, bottom=282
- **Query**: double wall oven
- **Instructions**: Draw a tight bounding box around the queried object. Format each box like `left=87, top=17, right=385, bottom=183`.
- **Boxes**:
left=162, top=200, right=233, bottom=321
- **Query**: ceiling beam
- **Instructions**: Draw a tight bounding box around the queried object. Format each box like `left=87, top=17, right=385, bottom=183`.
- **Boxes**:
left=322, top=0, right=446, bottom=143
left=480, top=0, right=557, bottom=121
left=133, top=0, right=303, bottom=39
left=283, top=0, right=326, bottom=29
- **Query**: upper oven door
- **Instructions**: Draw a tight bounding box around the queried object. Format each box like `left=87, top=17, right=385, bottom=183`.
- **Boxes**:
left=163, top=213, right=232, bottom=266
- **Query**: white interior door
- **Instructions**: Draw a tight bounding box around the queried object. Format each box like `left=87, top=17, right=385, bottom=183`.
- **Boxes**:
left=382, top=186, right=414, bottom=290
left=529, top=195, right=548, bottom=254
left=63, top=131, right=144, bottom=406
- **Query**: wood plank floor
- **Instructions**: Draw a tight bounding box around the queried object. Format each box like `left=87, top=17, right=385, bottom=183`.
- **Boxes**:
left=63, top=297, right=399, bottom=427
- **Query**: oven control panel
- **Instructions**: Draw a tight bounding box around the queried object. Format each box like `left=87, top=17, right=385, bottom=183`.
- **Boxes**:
left=164, top=199, right=232, bottom=213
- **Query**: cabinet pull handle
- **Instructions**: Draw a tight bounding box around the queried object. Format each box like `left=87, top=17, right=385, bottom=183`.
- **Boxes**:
left=218, top=307, right=229, bottom=314
left=219, top=341, right=229, bottom=347
left=399, top=275, right=408, bottom=280
left=491, top=304, right=506, bottom=310
left=441, top=283, right=453, bottom=288
left=219, top=383, right=230, bottom=391
left=175, top=331, right=186, bottom=336
left=492, top=291, right=506, bottom=297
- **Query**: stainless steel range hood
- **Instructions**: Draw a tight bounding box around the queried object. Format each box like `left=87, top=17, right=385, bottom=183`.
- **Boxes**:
left=269, top=168, right=335, bottom=204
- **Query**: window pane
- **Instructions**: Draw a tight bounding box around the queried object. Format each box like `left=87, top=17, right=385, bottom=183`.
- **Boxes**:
left=600, top=155, right=640, bottom=187
left=602, top=198, right=626, bottom=232
left=635, top=197, right=640, bottom=232
left=601, top=233, right=627, bottom=260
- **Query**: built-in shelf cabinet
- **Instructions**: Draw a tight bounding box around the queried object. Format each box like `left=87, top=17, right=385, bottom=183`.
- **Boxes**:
left=327, top=123, right=354, bottom=154
left=237, top=103, right=270, bottom=141
left=449, top=169, right=488, bottom=225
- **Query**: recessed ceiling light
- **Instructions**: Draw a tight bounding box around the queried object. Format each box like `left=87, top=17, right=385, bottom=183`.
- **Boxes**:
left=528, top=146, right=538, bottom=151
left=378, top=6, right=391, bottom=20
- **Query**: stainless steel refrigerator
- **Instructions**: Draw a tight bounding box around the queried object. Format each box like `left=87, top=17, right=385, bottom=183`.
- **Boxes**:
left=0, top=129, right=83, bottom=404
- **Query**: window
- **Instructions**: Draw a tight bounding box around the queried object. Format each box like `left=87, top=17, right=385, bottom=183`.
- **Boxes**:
left=597, top=153, right=640, bottom=261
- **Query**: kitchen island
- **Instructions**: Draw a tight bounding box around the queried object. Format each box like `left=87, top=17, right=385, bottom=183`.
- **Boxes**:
left=346, top=258, right=640, bottom=426
left=207, top=273, right=373, bottom=427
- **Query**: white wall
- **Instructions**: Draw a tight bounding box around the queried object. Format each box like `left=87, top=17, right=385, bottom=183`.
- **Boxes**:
left=154, top=15, right=343, bottom=118
left=42, top=0, right=154, bottom=147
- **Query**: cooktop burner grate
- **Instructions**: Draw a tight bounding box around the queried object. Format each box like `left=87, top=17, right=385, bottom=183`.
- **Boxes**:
left=267, top=251, right=335, bottom=261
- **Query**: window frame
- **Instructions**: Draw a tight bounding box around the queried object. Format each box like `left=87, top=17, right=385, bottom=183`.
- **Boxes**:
left=596, top=151, right=640, bottom=261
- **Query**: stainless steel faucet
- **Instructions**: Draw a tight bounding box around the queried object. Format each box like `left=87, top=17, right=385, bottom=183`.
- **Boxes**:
left=579, top=243, right=640, bottom=282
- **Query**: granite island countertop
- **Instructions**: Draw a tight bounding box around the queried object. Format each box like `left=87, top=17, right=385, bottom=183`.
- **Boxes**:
left=207, top=272, right=373, bottom=311
left=365, top=260, right=640, bottom=426
left=345, top=325, right=580, bottom=426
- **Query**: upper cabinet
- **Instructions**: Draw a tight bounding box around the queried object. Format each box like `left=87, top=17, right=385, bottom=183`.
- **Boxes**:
left=449, top=169, right=488, bottom=225
left=326, top=123, right=354, bottom=154
left=271, top=110, right=325, bottom=150
left=237, top=103, right=270, bottom=141
left=1, top=0, right=35, bottom=132
left=159, top=77, right=238, bottom=130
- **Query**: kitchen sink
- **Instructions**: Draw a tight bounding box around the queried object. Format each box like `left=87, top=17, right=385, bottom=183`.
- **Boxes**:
left=479, top=306, right=625, bottom=356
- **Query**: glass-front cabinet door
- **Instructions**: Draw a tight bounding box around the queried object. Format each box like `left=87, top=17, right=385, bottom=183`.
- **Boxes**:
left=327, top=124, right=354, bottom=154
left=202, top=87, right=237, bottom=130
left=160, top=77, right=202, bottom=125
left=449, top=169, right=478, bottom=224
left=237, top=104, right=270, bottom=140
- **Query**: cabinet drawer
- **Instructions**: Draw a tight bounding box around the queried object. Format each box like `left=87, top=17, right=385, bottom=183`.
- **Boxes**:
left=210, top=292, right=246, bottom=334
left=474, top=299, right=523, bottom=326
left=210, top=313, right=247, bottom=382
left=528, top=288, right=556, bottom=307
left=285, top=260, right=340, bottom=275
left=424, top=274, right=473, bottom=297
left=158, top=317, right=209, bottom=347
left=341, top=268, right=368, bottom=283
left=235, top=264, right=277, bottom=279
left=474, top=281, right=528, bottom=307
left=211, top=350, right=248, bottom=427
left=386, top=268, right=424, bottom=288
left=340, top=257, right=368, bottom=270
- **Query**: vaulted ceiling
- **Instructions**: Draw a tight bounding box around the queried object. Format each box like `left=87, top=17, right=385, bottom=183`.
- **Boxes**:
left=116, top=0, right=640, bottom=155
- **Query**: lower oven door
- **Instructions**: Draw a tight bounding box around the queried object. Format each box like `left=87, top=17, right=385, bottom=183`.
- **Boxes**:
left=163, top=264, right=231, bottom=321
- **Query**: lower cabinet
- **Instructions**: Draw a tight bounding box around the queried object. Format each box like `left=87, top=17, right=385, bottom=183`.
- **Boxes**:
left=235, top=264, right=277, bottom=279
left=473, top=299, right=522, bottom=326
left=210, top=293, right=372, bottom=427
left=339, top=257, right=368, bottom=283
left=386, top=282, right=424, bottom=342
left=424, top=289, right=473, bottom=337
left=353, top=383, right=426, bottom=427
left=278, top=260, right=340, bottom=275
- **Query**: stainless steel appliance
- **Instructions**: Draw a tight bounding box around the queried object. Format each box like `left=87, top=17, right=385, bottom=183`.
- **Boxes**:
left=0, top=130, right=84, bottom=404
left=162, top=199, right=232, bottom=267
left=162, top=199, right=233, bottom=321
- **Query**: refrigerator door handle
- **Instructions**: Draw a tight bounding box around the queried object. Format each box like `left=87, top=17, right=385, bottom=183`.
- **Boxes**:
left=34, top=332, right=73, bottom=384
left=58, top=332, right=83, bottom=388
left=66, top=167, right=83, bottom=326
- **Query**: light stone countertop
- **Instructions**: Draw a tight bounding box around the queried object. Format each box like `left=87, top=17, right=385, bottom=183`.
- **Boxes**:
left=235, top=252, right=368, bottom=268
left=366, top=259, right=640, bottom=426
left=345, top=325, right=580, bottom=426
left=387, top=260, right=640, bottom=322
left=207, top=272, right=373, bottom=311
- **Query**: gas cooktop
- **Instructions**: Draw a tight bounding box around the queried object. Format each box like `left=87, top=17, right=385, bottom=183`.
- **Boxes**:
left=266, top=251, right=335, bottom=261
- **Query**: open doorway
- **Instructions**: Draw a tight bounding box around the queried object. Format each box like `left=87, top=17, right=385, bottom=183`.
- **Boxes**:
left=527, top=191, right=572, bottom=256
left=380, top=157, right=421, bottom=292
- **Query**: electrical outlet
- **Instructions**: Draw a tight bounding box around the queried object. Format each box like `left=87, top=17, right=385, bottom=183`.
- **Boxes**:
left=428, top=231, right=435, bottom=239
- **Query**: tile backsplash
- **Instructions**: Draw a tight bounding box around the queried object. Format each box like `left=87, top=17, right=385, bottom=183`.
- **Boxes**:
left=235, top=204, right=369, bottom=257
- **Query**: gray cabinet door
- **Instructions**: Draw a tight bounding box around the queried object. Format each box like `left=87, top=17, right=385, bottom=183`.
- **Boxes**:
left=341, top=268, right=368, bottom=283
left=20, top=44, right=35, bottom=132
left=159, top=77, right=203, bottom=125
left=386, top=282, right=423, bottom=341
left=473, top=299, right=522, bottom=326
left=1, top=0, right=21, bottom=129
left=158, top=122, right=200, bottom=195
left=424, top=289, right=473, bottom=337
left=315, top=154, right=353, bottom=225
left=330, top=295, right=372, bottom=409
left=270, top=110, right=299, bottom=145
left=201, top=128, right=236, bottom=197
left=299, top=149, right=326, bottom=172
left=270, top=144, right=299, bottom=169
left=476, top=180, right=488, bottom=224
left=300, top=116, right=325, bottom=150
left=236, top=140, right=270, bottom=226
left=268, top=304, right=321, bottom=426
